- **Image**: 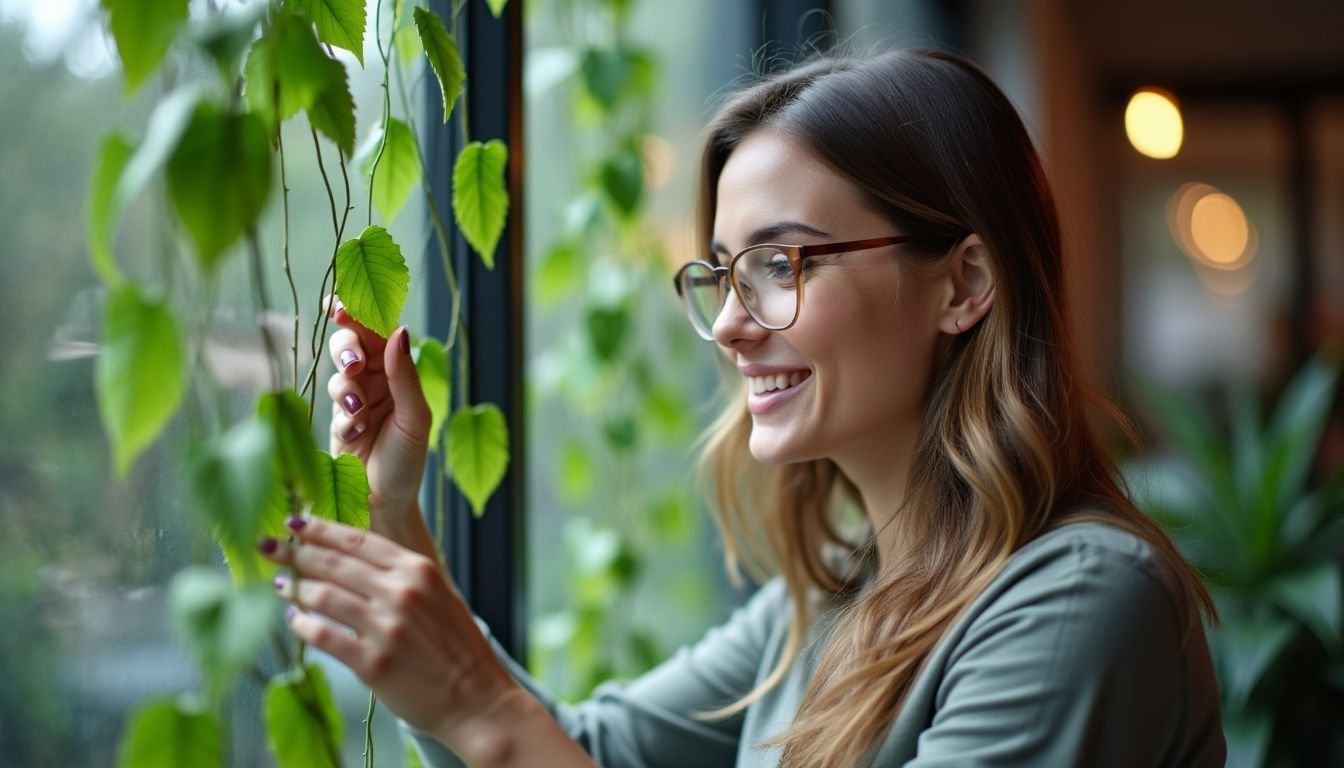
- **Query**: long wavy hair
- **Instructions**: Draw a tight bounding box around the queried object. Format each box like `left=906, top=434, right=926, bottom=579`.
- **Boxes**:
left=693, top=50, right=1216, bottom=767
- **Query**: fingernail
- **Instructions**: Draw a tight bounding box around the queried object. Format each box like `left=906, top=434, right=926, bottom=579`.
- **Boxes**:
left=342, top=392, right=364, bottom=415
left=258, top=537, right=279, bottom=554
left=341, top=421, right=366, bottom=442
left=400, top=327, right=411, bottom=356
left=273, top=573, right=288, bottom=591
left=285, top=515, right=308, bottom=532
left=285, top=605, right=297, bottom=622
left=339, top=349, right=359, bottom=370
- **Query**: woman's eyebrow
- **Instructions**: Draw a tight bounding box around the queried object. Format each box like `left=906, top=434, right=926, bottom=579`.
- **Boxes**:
left=710, top=221, right=832, bottom=255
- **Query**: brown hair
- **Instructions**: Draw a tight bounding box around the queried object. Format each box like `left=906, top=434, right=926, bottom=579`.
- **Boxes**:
left=694, top=50, right=1216, bottom=767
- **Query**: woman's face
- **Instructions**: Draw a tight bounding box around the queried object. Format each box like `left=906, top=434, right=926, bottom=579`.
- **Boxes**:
left=711, top=130, right=947, bottom=468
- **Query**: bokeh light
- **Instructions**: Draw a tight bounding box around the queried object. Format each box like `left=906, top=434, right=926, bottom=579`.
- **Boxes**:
left=1125, top=88, right=1184, bottom=159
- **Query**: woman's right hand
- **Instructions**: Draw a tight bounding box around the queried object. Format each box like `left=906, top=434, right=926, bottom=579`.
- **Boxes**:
left=323, top=297, right=431, bottom=530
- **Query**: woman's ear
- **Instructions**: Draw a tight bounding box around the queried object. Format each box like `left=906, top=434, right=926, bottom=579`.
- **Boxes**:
left=937, top=234, right=995, bottom=334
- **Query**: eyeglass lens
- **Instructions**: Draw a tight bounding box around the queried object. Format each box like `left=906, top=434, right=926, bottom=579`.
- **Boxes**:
left=678, top=247, right=800, bottom=339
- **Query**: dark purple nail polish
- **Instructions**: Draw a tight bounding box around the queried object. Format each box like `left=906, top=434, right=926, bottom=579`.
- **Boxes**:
left=258, top=537, right=279, bottom=554
left=342, top=392, right=363, bottom=414
left=285, top=515, right=308, bottom=532
left=400, top=327, right=411, bottom=356
left=285, top=605, right=297, bottom=622
left=339, top=349, right=359, bottom=370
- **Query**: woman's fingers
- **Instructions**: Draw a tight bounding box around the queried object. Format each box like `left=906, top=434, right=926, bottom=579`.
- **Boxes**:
left=286, top=609, right=364, bottom=668
left=326, top=367, right=368, bottom=421
left=326, top=295, right=391, bottom=367
left=288, top=515, right=408, bottom=569
left=328, top=327, right=366, bottom=376
left=277, top=572, right=371, bottom=633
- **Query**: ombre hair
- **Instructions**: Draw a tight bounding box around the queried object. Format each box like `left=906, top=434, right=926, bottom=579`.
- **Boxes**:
left=693, top=50, right=1215, bottom=767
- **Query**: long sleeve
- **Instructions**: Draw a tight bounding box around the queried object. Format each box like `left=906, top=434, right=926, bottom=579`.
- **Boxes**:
left=408, top=579, right=789, bottom=768
left=895, top=528, right=1225, bottom=767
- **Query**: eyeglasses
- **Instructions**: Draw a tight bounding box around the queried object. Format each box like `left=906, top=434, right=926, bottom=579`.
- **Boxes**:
left=672, top=235, right=930, bottom=340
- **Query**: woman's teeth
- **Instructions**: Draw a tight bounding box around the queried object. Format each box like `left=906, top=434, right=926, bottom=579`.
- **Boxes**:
left=749, top=371, right=807, bottom=395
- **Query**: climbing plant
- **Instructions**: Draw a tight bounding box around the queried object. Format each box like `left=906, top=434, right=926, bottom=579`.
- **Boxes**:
left=91, top=0, right=511, bottom=765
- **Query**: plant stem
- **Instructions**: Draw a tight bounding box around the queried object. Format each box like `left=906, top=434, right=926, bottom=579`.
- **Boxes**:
left=246, top=231, right=283, bottom=391
left=279, top=125, right=300, bottom=390
left=303, top=126, right=352, bottom=421
left=367, top=0, right=393, bottom=228
left=363, top=691, right=378, bottom=767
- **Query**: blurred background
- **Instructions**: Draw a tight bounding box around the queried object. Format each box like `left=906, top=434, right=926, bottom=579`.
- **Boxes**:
left=0, top=0, right=1340, bottom=766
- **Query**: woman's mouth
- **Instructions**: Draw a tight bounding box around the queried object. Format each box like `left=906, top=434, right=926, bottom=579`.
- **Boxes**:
left=746, top=370, right=812, bottom=414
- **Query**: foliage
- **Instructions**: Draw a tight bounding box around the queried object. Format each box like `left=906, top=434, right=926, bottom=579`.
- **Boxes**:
left=89, top=0, right=514, bottom=764
left=1129, top=356, right=1344, bottom=768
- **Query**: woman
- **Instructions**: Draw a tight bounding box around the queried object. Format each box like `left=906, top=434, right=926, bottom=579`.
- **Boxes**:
left=261, top=49, right=1226, bottom=767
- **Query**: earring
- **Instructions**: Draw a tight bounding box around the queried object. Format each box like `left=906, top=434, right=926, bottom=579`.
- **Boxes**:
left=955, top=318, right=963, bottom=333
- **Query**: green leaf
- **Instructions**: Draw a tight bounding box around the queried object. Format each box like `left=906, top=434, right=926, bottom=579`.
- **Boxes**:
left=258, top=391, right=321, bottom=500
left=244, top=12, right=333, bottom=125
left=1222, top=707, right=1272, bottom=768
left=447, top=404, right=509, bottom=517
left=1268, top=562, right=1343, bottom=650
left=192, top=417, right=283, bottom=581
left=288, top=0, right=366, bottom=65
left=311, top=452, right=371, bottom=528
left=537, top=241, right=579, bottom=305
left=217, top=481, right=289, bottom=585
left=404, top=736, right=428, bottom=768
left=585, top=303, right=629, bottom=363
left=102, top=0, right=189, bottom=92
left=115, top=87, right=201, bottom=236
left=452, top=140, right=509, bottom=268
left=117, top=698, right=222, bottom=768
left=96, top=283, right=185, bottom=477
left=88, top=133, right=134, bottom=285
left=414, top=337, right=450, bottom=449
left=189, top=3, right=267, bottom=74
left=358, top=118, right=423, bottom=222
left=335, top=225, right=410, bottom=338
left=1265, top=357, right=1338, bottom=511
left=166, top=102, right=273, bottom=267
left=265, top=664, right=344, bottom=768
left=413, top=8, right=466, bottom=123
left=307, top=55, right=357, bottom=157
left=171, top=568, right=277, bottom=698
left=485, top=0, right=508, bottom=17
left=394, top=0, right=424, bottom=67
left=1135, top=379, right=1235, bottom=506
left=1212, top=617, right=1296, bottom=710
left=558, top=440, right=593, bottom=502
left=599, top=144, right=643, bottom=217
left=579, top=47, right=633, bottom=108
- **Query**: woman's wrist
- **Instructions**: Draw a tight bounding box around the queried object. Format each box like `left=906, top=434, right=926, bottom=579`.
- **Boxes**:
left=435, top=683, right=548, bottom=767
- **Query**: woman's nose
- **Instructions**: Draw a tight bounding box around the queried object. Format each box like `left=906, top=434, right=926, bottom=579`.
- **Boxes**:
left=712, top=287, right=768, bottom=348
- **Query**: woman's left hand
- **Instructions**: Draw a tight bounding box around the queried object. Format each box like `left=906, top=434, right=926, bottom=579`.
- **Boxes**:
left=260, top=514, right=515, bottom=744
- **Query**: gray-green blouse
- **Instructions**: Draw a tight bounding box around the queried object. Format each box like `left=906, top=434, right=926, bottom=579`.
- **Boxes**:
left=410, top=522, right=1226, bottom=766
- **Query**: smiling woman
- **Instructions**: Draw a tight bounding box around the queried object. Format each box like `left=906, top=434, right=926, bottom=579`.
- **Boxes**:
left=292, top=49, right=1226, bottom=768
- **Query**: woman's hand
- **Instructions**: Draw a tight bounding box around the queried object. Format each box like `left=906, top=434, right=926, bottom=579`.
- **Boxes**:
left=324, top=298, right=429, bottom=523
left=262, top=515, right=522, bottom=754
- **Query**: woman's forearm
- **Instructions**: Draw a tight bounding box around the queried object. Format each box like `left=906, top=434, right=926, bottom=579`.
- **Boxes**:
left=436, top=684, right=597, bottom=768
left=370, top=498, right=442, bottom=565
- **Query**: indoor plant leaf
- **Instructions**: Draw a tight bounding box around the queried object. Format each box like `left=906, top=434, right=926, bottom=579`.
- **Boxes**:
left=191, top=416, right=283, bottom=580
left=288, top=0, right=365, bottom=65
left=413, top=7, right=466, bottom=122
left=452, top=140, right=509, bottom=268
left=413, top=336, right=450, bottom=449
left=258, top=390, right=321, bottom=501
left=166, top=102, right=273, bottom=267
left=101, top=0, right=189, bottom=92
left=1212, top=616, right=1296, bottom=711
left=485, top=0, right=508, bottom=18
left=243, top=11, right=333, bottom=125
left=446, top=403, right=509, bottom=517
left=171, top=568, right=277, bottom=698
left=357, top=118, right=423, bottom=221
left=306, top=54, right=357, bottom=157
left=334, top=225, right=410, bottom=338
left=264, top=664, right=344, bottom=768
left=117, top=697, right=222, bottom=768
left=310, top=451, right=371, bottom=528
left=96, top=282, right=186, bottom=477
left=88, top=132, right=134, bottom=285
left=1268, top=562, right=1343, bottom=651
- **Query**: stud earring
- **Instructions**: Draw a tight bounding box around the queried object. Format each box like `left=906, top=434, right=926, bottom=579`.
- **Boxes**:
left=955, top=318, right=963, bottom=333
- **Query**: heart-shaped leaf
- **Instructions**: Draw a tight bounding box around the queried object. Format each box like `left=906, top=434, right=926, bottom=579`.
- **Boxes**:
left=117, top=697, right=221, bottom=768
left=311, top=451, right=371, bottom=528
left=191, top=416, right=284, bottom=581
left=307, top=55, right=356, bottom=157
left=258, top=391, right=321, bottom=500
left=447, top=404, right=509, bottom=517
left=88, top=132, right=134, bottom=285
left=486, top=0, right=508, bottom=18
left=452, top=140, right=509, bottom=268
left=288, top=0, right=365, bottom=65
left=166, top=102, right=273, bottom=267
left=413, top=7, right=466, bottom=123
left=358, top=118, right=423, bottom=222
left=171, top=568, right=277, bottom=698
left=264, top=664, right=344, bottom=768
left=96, top=282, right=185, bottom=477
left=102, top=0, right=189, bottom=92
left=335, top=225, right=410, bottom=338
left=243, top=12, right=332, bottom=125
left=414, top=337, right=450, bottom=450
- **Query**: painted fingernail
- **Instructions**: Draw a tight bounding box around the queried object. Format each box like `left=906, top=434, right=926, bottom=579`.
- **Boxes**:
left=400, top=327, right=411, bottom=356
left=342, top=392, right=364, bottom=415
left=339, top=349, right=359, bottom=370
left=273, top=573, right=288, bottom=591
left=285, top=515, right=308, bottom=532
left=258, top=537, right=279, bottom=554
left=285, top=605, right=297, bottom=622
left=341, top=421, right=366, bottom=442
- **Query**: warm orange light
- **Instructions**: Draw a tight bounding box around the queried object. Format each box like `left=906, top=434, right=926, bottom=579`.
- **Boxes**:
left=1190, top=192, right=1251, bottom=267
left=1125, top=88, right=1183, bottom=159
